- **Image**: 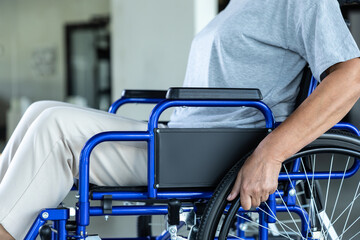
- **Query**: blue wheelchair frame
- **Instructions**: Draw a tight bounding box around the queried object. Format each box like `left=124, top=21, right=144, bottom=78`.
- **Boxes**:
left=25, top=76, right=360, bottom=240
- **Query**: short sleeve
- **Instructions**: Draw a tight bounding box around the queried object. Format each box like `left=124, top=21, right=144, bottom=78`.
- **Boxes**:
left=289, top=0, right=360, bottom=81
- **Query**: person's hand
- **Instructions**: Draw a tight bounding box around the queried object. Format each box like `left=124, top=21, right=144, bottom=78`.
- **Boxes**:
left=227, top=148, right=283, bottom=210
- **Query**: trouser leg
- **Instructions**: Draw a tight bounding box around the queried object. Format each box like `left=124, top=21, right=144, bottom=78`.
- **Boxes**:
left=0, top=101, right=85, bottom=182
left=0, top=104, right=149, bottom=239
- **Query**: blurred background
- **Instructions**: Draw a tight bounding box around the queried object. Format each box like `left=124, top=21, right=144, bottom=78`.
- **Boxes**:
left=0, top=0, right=219, bottom=150
left=1, top=0, right=360, bottom=237
left=1, top=0, right=360, bottom=148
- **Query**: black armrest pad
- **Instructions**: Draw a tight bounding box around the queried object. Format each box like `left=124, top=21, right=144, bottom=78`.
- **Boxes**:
left=339, top=0, right=360, bottom=6
left=121, top=89, right=167, bottom=99
left=166, top=88, right=263, bottom=100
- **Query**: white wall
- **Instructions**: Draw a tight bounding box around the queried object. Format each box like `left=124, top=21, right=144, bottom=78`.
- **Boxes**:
left=0, top=0, right=110, bottom=102
left=194, top=0, right=218, bottom=34
left=110, top=0, right=217, bottom=120
left=111, top=0, right=194, bottom=99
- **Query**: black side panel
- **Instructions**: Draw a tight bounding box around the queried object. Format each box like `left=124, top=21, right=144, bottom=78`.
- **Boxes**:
left=155, top=128, right=268, bottom=188
left=166, top=88, right=263, bottom=100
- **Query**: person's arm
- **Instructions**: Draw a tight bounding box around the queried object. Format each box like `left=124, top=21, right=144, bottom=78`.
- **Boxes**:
left=227, top=57, right=360, bottom=210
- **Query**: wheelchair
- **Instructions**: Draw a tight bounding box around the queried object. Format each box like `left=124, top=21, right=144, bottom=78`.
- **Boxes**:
left=22, top=69, right=360, bottom=239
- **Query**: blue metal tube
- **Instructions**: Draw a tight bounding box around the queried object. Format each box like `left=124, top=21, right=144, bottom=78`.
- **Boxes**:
left=58, top=220, right=67, bottom=240
left=156, top=229, right=171, bottom=240
left=91, top=192, right=148, bottom=200
left=148, top=100, right=275, bottom=130
left=78, top=132, right=151, bottom=228
left=266, top=194, right=276, bottom=223
left=156, top=191, right=213, bottom=199
left=24, top=216, right=46, bottom=240
left=291, top=158, right=301, bottom=172
left=89, top=206, right=169, bottom=216
left=89, top=205, right=196, bottom=217
left=307, top=76, right=318, bottom=96
left=333, top=122, right=360, bottom=136
left=91, top=191, right=212, bottom=201
left=25, top=209, right=69, bottom=240
left=108, top=98, right=164, bottom=114
left=52, top=221, right=57, bottom=240
left=108, top=97, right=164, bottom=199
left=278, top=158, right=360, bottom=181
left=101, top=238, right=151, bottom=240
left=277, top=205, right=310, bottom=238
left=258, top=211, right=268, bottom=240
left=237, top=216, right=245, bottom=238
left=287, top=158, right=302, bottom=205
left=275, top=190, right=284, bottom=197
left=148, top=135, right=156, bottom=198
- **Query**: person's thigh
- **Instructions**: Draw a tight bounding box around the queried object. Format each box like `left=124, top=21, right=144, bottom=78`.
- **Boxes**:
left=34, top=105, right=150, bottom=186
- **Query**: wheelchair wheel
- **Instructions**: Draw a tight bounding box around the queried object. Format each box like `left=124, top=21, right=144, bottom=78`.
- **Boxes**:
left=197, top=132, right=360, bottom=240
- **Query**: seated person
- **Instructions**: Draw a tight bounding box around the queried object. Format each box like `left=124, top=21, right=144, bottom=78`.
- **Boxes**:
left=0, top=0, right=360, bottom=239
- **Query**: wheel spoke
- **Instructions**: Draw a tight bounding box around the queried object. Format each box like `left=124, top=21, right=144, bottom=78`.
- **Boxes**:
left=323, top=154, right=334, bottom=214
left=330, top=157, right=350, bottom=222
left=324, top=157, right=351, bottom=240
left=347, top=228, right=360, bottom=240
left=323, top=190, right=360, bottom=238
left=259, top=203, right=293, bottom=239
left=283, top=164, right=313, bottom=238
left=300, top=158, right=327, bottom=237
left=336, top=215, right=360, bottom=240
left=340, top=179, right=360, bottom=240
left=234, top=211, right=298, bottom=239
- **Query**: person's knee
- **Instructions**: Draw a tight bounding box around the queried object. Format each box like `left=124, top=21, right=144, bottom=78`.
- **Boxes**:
left=33, top=106, right=82, bottom=135
left=24, top=100, right=63, bottom=117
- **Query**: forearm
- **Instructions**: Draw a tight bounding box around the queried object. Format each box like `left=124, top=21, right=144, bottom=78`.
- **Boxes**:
left=258, top=58, right=360, bottom=162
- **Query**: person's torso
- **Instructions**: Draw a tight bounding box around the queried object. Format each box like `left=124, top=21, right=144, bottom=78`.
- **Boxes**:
left=169, top=0, right=331, bottom=128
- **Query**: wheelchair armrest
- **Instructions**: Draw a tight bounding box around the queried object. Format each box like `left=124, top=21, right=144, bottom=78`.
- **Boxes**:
left=166, top=87, right=263, bottom=100
left=121, top=89, right=167, bottom=99
left=339, top=0, right=360, bottom=6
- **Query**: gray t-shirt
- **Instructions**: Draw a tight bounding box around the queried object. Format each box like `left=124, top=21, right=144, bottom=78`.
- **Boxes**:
left=169, top=0, right=360, bottom=128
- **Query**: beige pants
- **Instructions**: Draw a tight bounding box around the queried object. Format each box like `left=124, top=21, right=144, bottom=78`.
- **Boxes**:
left=0, top=101, right=150, bottom=239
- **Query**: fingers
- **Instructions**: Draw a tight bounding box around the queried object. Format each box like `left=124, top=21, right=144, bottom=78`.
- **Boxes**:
left=241, top=194, right=252, bottom=210
left=227, top=171, right=242, bottom=201
left=242, top=192, right=268, bottom=210
left=260, top=194, right=270, bottom=203
left=227, top=172, right=271, bottom=210
left=226, top=154, right=280, bottom=211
